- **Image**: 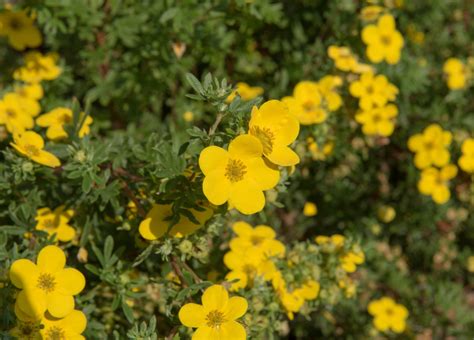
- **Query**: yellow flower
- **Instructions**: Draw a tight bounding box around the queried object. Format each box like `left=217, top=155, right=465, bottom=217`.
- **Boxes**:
left=0, top=93, right=34, bottom=133
left=407, top=124, right=452, bottom=169
left=349, top=72, right=398, bottom=110
left=12, top=86, right=41, bottom=117
left=294, top=280, right=320, bottom=301
left=362, top=14, right=404, bottom=64
left=278, top=280, right=320, bottom=320
left=226, top=82, right=264, bottom=103
left=0, top=9, right=42, bottom=50
left=139, top=203, right=213, bottom=240
left=229, top=221, right=285, bottom=257
left=355, top=103, right=398, bottom=137
left=248, top=100, right=300, bottom=166
left=443, top=58, right=467, bottom=90
left=315, top=234, right=345, bottom=249
left=10, top=131, right=61, bottom=168
left=318, top=75, right=343, bottom=111
left=303, top=202, right=318, bottom=216
left=178, top=285, right=248, bottom=340
left=199, top=134, right=280, bottom=215
left=183, top=110, right=194, bottom=122
left=340, top=250, right=365, bottom=273
left=14, top=52, right=61, bottom=83
left=35, top=206, right=76, bottom=242
left=36, top=107, right=93, bottom=140
left=14, top=82, right=43, bottom=101
left=368, top=297, right=409, bottom=333
left=10, top=245, right=86, bottom=319
left=360, top=6, right=384, bottom=21
left=307, top=138, right=334, bottom=161
left=282, top=81, right=326, bottom=125
left=224, top=248, right=276, bottom=291
left=327, top=45, right=358, bottom=72
left=9, top=319, right=42, bottom=340
left=40, top=310, right=87, bottom=339
left=377, top=205, right=396, bottom=223
left=459, top=138, right=474, bottom=173
left=418, top=164, right=457, bottom=204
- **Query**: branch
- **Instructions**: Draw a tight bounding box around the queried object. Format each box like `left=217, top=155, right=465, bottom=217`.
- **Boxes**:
left=170, top=255, right=188, bottom=287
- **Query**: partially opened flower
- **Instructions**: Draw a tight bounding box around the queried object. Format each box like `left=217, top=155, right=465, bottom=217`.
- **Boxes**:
left=10, top=131, right=61, bottom=168
left=282, top=81, right=326, bottom=125
left=248, top=100, right=300, bottom=166
left=199, top=134, right=280, bottom=215
left=303, top=202, right=318, bottom=216
left=229, top=221, right=285, bottom=257
left=0, top=93, right=34, bottom=133
left=9, top=245, right=85, bottom=319
left=340, top=250, right=365, bottom=273
left=36, top=107, right=93, bottom=140
left=0, top=9, right=42, bottom=51
left=14, top=52, right=61, bottom=83
left=179, top=285, right=248, bottom=340
left=35, top=206, right=76, bottom=242
left=139, top=203, right=213, bottom=240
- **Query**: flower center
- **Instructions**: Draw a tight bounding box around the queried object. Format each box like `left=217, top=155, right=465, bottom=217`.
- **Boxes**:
left=206, top=310, right=226, bottom=328
left=381, top=35, right=392, bottom=46
left=43, top=219, right=57, bottom=229
left=303, top=101, right=316, bottom=112
left=250, top=235, right=264, bottom=245
left=24, top=144, right=41, bottom=157
left=6, top=109, right=16, bottom=118
left=250, top=126, right=275, bottom=154
left=45, top=326, right=66, bottom=340
left=37, top=273, right=56, bottom=293
left=366, top=85, right=375, bottom=95
left=9, top=18, right=23, bottom=31
left=59, top=114, right=72, bottom=124
left=372, top=113, right=382, bottom=123
left=225, top=159, right=247, bottom=183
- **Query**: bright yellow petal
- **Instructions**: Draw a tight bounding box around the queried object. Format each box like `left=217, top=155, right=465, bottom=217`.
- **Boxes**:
left=56, top=224, right=76, bottom=242
left=219, top=321, right=247, bottom=340
left=178, top=303, right=206, bottom=328
left=17, top=288, right=46, bottom=319
left=201, top=285, right=229, bottom=311
left=225, top=271, right=248, bottom=291
left=33, top=150, right=61, bottom=168
left=245, top=157, right=280, bottom=190
left=228, top=134, right=263, bottom=159
left=232, top=221, right=253, bottom=236
left=10, top=259, right=38, bottom=289
left=138, top=204, right=171, bottom=240
left=229, top=180, right=265, bottom=215
left=199, top=146, right=229, bottom=175
left=192, top=326, right=216, bottom=340
left=203, top=170, right=231, bottom=205
left=60, top=310, right=87, bottom=334
left=223, top=296, right=248, bottom=320
left=56, top=268, right=86, bottom=295
left=37, top=245, right=66, bottom=273
left=267, top=146, right=300, bottom=166
left=46, top=292, right=75, bottom=318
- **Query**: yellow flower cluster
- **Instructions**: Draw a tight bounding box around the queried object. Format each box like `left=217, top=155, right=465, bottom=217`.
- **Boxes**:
left=224, top=221, right=285, bottom=291
left=443, top=58, right=469, bottom=90
left=179, top=284, right=248, bottom=340
left=0, top=8, right=42, bottom=50
left=199, top=100, right=299, bottom=214
left=139, top=203, right=213, bottom=241
left=408, top=124, right=457, bottom=204
left=459, top=138, right=474, bottom=174
left=362, top=14, right=404, bottom=65
left=35, top=206, right=77, bottom=242
left=350, top=72, right=399, bottom=137
left=226, top=82, right=264, bottom=103
left=315, top=234, right=364, bottom=297
left=328, top=45, right=373, bottom=73
left=282, top=76, right=342, bottom=125
left=9, top=245, right=87, bottom=339
left=368, top=297, right=409, bottom=333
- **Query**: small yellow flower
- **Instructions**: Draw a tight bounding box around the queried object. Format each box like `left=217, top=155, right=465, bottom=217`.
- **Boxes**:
left=248, top=100, right=300, bottom=166
left=407, top=124, right=452, bottom=169
left=318, top=75, right=343, bottom=111
left=0, top=9, right=42, bottom=50
left=327, top=45, right=358, bottom=72
left=178, top=285, right=248, bottom=340
left=10, top=245, right=86, bottom=319
left=282, top=81, right=326, bottom=125
left=226, top=82, right=264, bottom=103
left=368, top=297, right=409, bottom=333
left=0, top=93, right=34, bottom=133
left=459, top=138, right=474, bottom=173
left=14, top=83, right=43, bottom=101
left=362, top=14, right=404, bottom=64
left=224, top=248, right=276, bottom=290
left=36, top=107, right=93, bottom=140
left=303, top=202, right=318, bottom=216
left=183, top=110, right=194, bottom=122
left=199, top=134, right=280, bottom=215
left=349, top=72, right=398, bottom=110
left=418, top=164, right=457, bottom=204
left=377, top=205, right=396, bottom=223
left=230, top=221, right=285, bottom=257
left=443, top=58, right=468, bottom=90
left=355, top=103, right=398, bottom=137
left=14, top=52, right=61, bottom=83
left=10, top=131, right=61, bottom=168
left=139, top=203, right=213, bottom=240
left=360, top=6, right=384, bottom=21
left=307, top=138, right=334, bottom=161
left=315, top=234, right=345, bottom=249
left=340, top=250, right=365, bottom=273
left=35, top=206, right=76, bottom=242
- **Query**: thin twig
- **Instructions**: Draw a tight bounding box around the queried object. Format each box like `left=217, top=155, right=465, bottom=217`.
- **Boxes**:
left=178, top=258, right=202, bottom=284
left=170, top=256, right=188, bottom=287
left=166, top=325, right=179, bottom=340
left=208, top=112, right=224, bottom=136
